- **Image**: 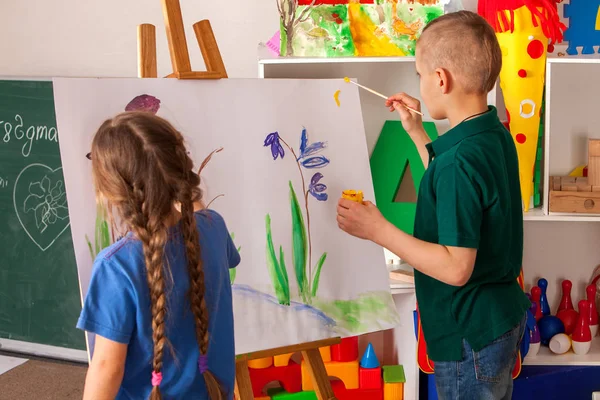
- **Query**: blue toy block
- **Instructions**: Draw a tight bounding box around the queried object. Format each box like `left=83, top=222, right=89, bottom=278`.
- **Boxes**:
left=564, top=0, right=600, bottom=55
left=360, top=343, right=380, bottom=369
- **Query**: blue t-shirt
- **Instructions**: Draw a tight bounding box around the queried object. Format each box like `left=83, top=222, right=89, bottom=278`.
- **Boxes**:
left=77, top=209, right=240, bottom=399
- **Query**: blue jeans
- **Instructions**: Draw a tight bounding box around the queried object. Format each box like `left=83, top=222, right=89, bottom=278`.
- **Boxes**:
left=434, top=316, right=526, bottom=400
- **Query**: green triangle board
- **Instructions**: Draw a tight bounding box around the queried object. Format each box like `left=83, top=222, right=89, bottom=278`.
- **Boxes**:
left=369, top=121, right=439, bottom=235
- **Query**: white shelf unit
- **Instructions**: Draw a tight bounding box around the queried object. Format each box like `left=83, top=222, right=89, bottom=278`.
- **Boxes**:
left=258, top=53, right=600, bottom=394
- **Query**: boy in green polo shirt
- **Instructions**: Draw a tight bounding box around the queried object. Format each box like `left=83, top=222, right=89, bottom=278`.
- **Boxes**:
left=337, top=10, right=530, bottom=400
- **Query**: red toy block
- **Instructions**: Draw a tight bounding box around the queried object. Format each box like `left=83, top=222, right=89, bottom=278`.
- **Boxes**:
left=360, top=366, right=382, bottom=389
left=331, top=380, right=383, bottom=400
left=248, top=362, right=302, bottom=397
left=331, top=336, right=359, bottom=362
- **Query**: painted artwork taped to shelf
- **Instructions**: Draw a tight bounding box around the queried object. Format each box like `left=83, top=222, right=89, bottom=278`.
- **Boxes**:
left=278, top=0, right=448, bottom=57
left=52, top=78, right=400, bottom=356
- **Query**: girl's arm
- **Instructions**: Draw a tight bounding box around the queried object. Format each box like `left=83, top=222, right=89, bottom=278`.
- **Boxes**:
left=83, top=335, right=127, bottom=400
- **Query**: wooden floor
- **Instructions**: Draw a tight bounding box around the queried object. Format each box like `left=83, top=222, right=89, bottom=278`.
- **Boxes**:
left=0, top=353, right=86, bottom=399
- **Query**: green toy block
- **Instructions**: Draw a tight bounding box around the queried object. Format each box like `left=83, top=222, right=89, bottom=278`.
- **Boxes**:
left=370, top=121, right=439, bottom=235
left=267, top=387, right=318, bottom=400
left=383, top=365, right=406, bottom=384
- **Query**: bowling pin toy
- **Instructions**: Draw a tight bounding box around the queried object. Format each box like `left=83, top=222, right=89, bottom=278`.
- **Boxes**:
left=538, top=278, right=551, bottom=317
left=572, top=300, right=592, bottom=355
left=531, top=286, right=543, bottom=321
left=529, top=301, right=541, bottom=356
left=586, top=284, right=599, bottom=337
left=549, top=333, right=571, bottom=355
left=557, top=279, right=574, bottom=313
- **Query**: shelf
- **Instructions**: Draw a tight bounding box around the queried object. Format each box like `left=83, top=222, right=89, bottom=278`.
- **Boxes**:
left=259, top=56, right=415, bottom=65
left=389, top=281, right=415, bottom=295
left=523, top=207, right=600, bottom=222
left=524, top=337, right=600, bottom=366
left=547, top=46, right=600, bottom=64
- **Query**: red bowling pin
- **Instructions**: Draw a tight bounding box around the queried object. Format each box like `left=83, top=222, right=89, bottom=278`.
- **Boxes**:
left=531, top=286, right=543, bottom=321
left=587, top=284, right=599, bottom=337
left=572, top=300, right=592, bottom=355
left=557, top=279, right=574, bottom=313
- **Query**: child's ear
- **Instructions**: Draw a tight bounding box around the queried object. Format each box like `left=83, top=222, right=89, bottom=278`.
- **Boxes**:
left=435, top=68, right=450, bottom=95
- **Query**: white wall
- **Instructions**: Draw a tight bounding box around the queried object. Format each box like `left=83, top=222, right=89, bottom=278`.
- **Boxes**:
left=0, top=0, right=478, bottom=79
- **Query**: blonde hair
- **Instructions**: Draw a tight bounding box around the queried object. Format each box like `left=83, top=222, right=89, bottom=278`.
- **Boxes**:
left=417, top=10, right=502, bottom=94
left=91, top=112, right=223, bottom=400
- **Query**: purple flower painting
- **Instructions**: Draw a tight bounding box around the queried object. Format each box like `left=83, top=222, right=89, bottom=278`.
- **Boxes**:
left=125, top=94, right=161, bottom=114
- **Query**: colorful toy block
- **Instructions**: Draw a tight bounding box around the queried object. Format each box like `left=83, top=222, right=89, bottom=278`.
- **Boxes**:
left=301, top=360, right=359, bottom=391
left=248, top=362, right=302, bottom=397
left=268, top=386, right=318, bottom=399
left=331, top=336, right=359, bottom=362
left=359, top=366, right=382, bottom=389
left=360, top=343, right=380, bottom=368
left=382, top=365, right=405, bottom=383
left=383, top=365, right=405, bottom=400
left=384, top=382, right=404, bottom=400
left=332, top=380, right=383, bottom=400
left=319, top=346, right=331, bottom=362
left=248, top=356, right=274, bottom=369
left=274, top=352, right=294, bottom=367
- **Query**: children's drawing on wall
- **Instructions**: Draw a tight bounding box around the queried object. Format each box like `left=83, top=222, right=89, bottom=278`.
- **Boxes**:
left=13, top=164, right=70, bottom=251
left=279, top=0, right=451, bottom=57
left=53, top=78, right=400, bottom=355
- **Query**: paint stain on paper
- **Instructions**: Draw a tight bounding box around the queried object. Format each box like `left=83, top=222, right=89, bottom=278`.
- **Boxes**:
left=334, top=90, right=341, bottom=107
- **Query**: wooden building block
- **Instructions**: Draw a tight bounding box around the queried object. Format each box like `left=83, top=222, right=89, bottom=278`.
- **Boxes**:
left=552, top=176, right=562, bottom=191
left=576, top=177, right=592, bottom=192
left=589, top=139, right=600, bottom=186
left=549, top=190, right=600, bottom=214
left=593, top=186, right=600, bottom=192
left=301, top=360, right=359, bottom=391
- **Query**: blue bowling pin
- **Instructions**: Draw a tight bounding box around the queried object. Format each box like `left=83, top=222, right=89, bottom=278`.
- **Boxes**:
left=538, top=278, right=551, bottom=316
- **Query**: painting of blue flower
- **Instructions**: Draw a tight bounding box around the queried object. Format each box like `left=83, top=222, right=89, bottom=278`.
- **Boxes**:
left=263, top=127, right=330, bottom=305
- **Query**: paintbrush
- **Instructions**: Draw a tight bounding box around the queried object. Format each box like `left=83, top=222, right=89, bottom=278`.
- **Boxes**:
left=343, top=77, right=424, bottom=116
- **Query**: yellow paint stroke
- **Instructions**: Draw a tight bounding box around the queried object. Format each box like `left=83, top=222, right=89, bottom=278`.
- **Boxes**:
left=334, top=90, right=341, bottom=107
left=348, top=3, right=405, bottom=57
left=344, top=76, right=350, bottom=83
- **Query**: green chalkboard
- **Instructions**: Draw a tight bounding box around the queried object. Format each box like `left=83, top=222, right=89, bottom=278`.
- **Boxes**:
left=0, top=80, right=85, bottom=350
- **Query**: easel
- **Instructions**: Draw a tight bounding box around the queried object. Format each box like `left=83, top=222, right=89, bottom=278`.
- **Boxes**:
left=136, top=2, right=339, bottom=399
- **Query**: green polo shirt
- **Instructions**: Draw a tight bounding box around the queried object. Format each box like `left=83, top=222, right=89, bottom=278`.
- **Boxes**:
left=413, top=106, right=530, bottom=361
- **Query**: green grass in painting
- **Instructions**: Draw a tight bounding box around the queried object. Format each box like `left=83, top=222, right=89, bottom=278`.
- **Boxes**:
left=86, top=203, right=111, bottom=261
left=265, top=214, right=291, bottom=305
left=289, top=181, right=309, bottom=303
left=314, top=291, right=401, bottom=333
left=311, top=252, right=327, bottom=297
left=229, top=232, right=241, bottom=285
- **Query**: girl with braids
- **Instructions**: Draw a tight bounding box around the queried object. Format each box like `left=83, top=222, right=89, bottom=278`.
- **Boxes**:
left=77, top=112, right=240, bottom=399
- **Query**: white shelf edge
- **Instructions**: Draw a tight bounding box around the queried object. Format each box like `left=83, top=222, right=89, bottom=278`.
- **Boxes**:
left=259, top=56, right=415, bottom=65
left=524, top=338, right=600, bottom=366
left=547, top=54, right=600, bottom=64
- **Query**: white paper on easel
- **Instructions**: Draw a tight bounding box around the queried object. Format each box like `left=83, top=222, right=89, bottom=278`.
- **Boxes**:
left=53, top=78, right=400, bottom=356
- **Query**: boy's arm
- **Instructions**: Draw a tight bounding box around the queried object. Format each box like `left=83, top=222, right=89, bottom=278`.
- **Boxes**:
left=83, top=335, right=127, bottom=400
left=337, top=201, right=476, bottom=286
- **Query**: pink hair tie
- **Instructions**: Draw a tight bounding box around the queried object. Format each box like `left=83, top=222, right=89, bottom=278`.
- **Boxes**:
left=151, top=371, right=163, bottom=387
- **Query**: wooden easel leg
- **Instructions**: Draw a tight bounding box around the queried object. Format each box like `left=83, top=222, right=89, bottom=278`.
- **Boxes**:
left=235, top=359, right=255, bottom=400
left=137, top=24, right=158, bottom=78
left=161, top=0, right=192, bottom=74
left=301, top=349, right=336, bottom=400
left=193, top=20, right=228, bottom=78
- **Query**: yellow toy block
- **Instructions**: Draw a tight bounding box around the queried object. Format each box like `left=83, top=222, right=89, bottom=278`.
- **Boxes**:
left=274, top=352, right=294, bottom=367
left=319, top=346, right=331, bottom=362
left=384, top=382, right=404, bottom=400
left=248, top=356, right=273, bottom=369
left=301, top=360, right=359, bottom=391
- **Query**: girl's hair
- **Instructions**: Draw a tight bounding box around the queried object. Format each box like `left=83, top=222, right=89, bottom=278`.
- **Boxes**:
left=91, top=112, right=223, bottom=400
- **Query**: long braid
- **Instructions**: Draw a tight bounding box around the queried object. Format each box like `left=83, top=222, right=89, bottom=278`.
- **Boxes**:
left=127, top=184, right=170, bottom=400
left=178, top=155, right=224, bottom=399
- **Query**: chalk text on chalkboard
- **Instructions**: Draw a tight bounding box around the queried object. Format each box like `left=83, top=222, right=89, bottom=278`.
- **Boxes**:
left=0, top=176, right=7, bottom=189
left=2, top=114, right=58, bottom=157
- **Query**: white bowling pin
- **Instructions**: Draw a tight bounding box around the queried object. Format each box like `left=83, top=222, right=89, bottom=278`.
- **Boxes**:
left=590, top=324, right=599, bottom=337
left=572, top=340, right=592, bottom=355
left=528, top=342, right=540, bottom=357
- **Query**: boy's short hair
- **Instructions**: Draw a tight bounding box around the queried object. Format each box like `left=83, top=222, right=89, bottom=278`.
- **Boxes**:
left=417, top=10, right=502, bottom=95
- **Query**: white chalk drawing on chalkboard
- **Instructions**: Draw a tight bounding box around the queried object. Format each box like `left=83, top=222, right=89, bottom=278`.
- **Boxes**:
left=13, top=164, right=71, bottom=251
